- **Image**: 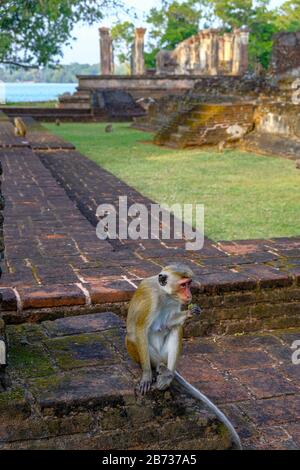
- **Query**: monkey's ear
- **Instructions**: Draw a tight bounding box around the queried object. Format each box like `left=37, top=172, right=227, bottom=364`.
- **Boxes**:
left=158, top=273, right=168, bottom=286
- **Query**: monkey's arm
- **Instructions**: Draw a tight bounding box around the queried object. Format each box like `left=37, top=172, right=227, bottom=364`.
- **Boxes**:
left=166, top=304, right=201, bottom=329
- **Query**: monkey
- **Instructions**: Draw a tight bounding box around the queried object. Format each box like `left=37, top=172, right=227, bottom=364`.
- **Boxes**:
left=55, top=118, right=61, bottom=126
left=14, top=117, right=27, bottom=138
left=105, top=124, right=113, bottom=133
left=126, top=264, right=197, bottom=393
left=218, top=140, right=226, bottom=152
left=126, top=264, right=242, bottom=450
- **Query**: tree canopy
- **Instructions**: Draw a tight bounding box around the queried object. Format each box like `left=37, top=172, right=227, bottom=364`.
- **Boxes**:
left=113, top=0, right=300, bottom=71
left=1, top=0, right=300, bottom=72
left=0, top=0, right=122, bottom=68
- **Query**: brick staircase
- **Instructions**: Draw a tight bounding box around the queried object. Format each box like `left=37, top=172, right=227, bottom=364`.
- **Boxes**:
left=154, top=103, right=255, bottom=149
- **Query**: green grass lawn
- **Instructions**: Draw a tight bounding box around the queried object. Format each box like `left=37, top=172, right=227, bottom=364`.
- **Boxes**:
left=3, top=100, right=57, bottom=107
left=45, top=122, right=300, bottom=241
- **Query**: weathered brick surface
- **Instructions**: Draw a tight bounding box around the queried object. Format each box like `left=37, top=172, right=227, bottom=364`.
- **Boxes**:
left=0, top=116, right=299, bottom=450
left=179, top=328, right=300, bottom=450
left=17, top=117, right=75, bottom=150
left=272, top=32, right=300, bottom=75
left=154, top=102, right=255, bottom=149
left=0, top=153, right=5, bottom=389
left=0, top=117, right=300, bottom=336
left=1, top=312, right=299, bottom=449
left=0, top=312, right=232, bottom=450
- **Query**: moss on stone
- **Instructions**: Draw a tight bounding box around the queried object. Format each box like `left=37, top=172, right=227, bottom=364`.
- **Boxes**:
left=8, top=342, right=54, bottom=378
left=44, top=332, right=117, bottom=370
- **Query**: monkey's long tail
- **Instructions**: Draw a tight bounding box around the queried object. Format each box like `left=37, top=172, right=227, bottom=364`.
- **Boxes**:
left=174, top=371, right=242, bottom=450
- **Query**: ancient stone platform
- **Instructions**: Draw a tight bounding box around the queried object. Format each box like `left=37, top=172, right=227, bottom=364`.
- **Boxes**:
left=1, top=135, right=299, bottom=335
left=1, top=312, right=299, bottom=449
left=1, top=311, right=231, bottom=450
left=0, top=115, right=300, bottom=449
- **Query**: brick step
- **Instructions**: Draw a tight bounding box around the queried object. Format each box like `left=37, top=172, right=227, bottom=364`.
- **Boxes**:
left=0, top=107, right=107, bottom=123
left=0, top=312, right=232, bottom=450
left=190, top=111, right=219, bottom=119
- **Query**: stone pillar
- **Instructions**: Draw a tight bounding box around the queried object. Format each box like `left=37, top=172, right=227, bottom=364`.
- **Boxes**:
left=199, top=31, right=209, bottom=73
left=232, top=29, right=249, bottom=75
left=224, top=33, right=233, bottom=74
left=239, top=30, right=250, bottom=74
left=207, top=30, right=219, bottom=75
left=191, top=34, right=201, bottom=73
left=132, top=28, right=146, bottom=75
left=218, top=36, right=225, bottom=70
left=99, top=27, right=114, bottom=75
left=176, top=42, right=191, bottom=74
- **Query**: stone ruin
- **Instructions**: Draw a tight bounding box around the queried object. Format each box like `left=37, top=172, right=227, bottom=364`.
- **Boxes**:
left=59, top=24, right=300, bottom=165
left=156, top=28, right=249, bottom=76
left=132, top=30, right=300, bottom=164
left=58, top=26, right=250, bottom=116
left=271, top=31, right=300, bottom=77
left=98, top=26, right=249, bottom=77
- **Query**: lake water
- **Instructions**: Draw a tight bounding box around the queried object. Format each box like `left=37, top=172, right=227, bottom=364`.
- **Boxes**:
left=0, top=82, right=77, bottom=103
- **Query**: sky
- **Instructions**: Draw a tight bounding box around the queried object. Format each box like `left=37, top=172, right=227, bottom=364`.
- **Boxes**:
left=61, top=0, right=286, bottom=65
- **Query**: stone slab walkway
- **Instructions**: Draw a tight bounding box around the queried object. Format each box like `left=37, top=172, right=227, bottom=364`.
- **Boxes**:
left=1, top=312, right=231, bottom=450
left=0, top=116, right=300, bottom=450
left=179, top=328, right=300, bottom=450
left=1, top=138, right=300, bottom=324
left=1, top=311, right=299, bottom=449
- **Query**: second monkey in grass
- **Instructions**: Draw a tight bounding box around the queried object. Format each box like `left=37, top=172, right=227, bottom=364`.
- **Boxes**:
left=126, top=264, right=201, bottom=394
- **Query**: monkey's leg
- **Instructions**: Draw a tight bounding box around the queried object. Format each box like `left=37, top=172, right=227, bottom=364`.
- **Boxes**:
left=136, top=328, right=153, bottom=394
left=156, top=328, right=181, bottom=391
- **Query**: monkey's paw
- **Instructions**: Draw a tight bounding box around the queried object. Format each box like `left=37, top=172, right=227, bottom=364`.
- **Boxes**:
left=156, top=364, right=174, bottom=391
left=138, top=372, right=153, bottom=395
left=187, top=304, right=202, bottom=317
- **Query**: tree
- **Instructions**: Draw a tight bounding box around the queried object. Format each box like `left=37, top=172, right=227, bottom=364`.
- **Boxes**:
left=144, top=0, right=212, bottom=68
left=275, top=0, right=300, bottom=31
left=210, top=0, right=279, bottom=69
left=111, top=21, right=135, bottom=69
left=0, top=0, right=122, bottom=68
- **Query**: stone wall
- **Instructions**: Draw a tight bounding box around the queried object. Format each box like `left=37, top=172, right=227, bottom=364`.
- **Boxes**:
left=271, top=32, right=300, bottom=77
left=133, top=75, right=266, bottom=138
left=156, top=28, right=249, bottom=76
left=76, top=75, right=203, bottom=101
left=255, top=102, right=300, bottom=138
left=154, top=102, right=255, bottom=148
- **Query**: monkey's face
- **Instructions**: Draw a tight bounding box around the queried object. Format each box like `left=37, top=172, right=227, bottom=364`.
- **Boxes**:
left=177, top=278, right=193, bottom=305
left=159, top=272, right=193, bottom=305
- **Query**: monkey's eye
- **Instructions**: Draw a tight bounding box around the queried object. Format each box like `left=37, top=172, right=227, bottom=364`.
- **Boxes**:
left=180, top=280, right=192, bottom=288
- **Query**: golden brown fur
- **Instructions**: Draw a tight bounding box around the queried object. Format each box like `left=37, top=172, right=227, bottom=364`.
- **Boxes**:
left=126, top=264, right=196, bottom=394
left=14, top=117, right=27, bottom=138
